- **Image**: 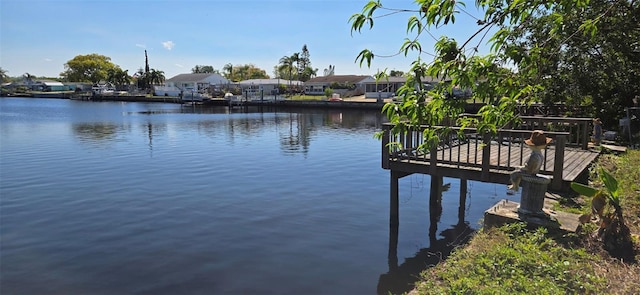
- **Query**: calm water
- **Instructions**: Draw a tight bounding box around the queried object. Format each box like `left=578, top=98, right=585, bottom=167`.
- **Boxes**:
left=0, top=97, right=517, bottom=295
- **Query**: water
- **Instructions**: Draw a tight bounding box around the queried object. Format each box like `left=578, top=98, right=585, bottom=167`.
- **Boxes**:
left=0, top=97, right=519, bottom=294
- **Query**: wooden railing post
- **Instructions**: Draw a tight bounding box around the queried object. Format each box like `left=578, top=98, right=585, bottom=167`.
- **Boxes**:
left=581, top=121, right=589, bottom=150
left=430, top=144, right=438, bottom=175
left=481, top=133, right=491, bottom=181
left=552, top=135, right=566, bottom=190
left=382, top=127, right=390, bottom=169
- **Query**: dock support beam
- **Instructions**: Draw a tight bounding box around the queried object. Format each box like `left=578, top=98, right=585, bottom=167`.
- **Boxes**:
left=458, top=178, right=467, bottom=221
left=390, top=171, right=400, bottom=226
left=390, top=170, right=412, bottom=227
left=429, top=175, right=444, bottom=241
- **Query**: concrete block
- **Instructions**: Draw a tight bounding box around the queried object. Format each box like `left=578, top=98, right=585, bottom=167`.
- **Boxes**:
left=484, top=199, right=580, bottom=233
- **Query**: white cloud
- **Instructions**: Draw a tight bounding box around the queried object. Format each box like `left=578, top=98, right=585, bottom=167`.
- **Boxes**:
left=175, top=64, right=184, bottom=68
left=135, top=44, right=146, bottom=49
left=44, top=58, right=52, bottom=62
left=162, top=41, right=175, bottom=50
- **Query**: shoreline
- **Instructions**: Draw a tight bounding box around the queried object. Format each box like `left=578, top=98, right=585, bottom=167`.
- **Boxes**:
left=2, top=93, right=486, bottom=112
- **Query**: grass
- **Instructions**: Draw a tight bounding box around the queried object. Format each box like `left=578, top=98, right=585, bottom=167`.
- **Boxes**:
left=409, top=150, right=640, bottom=295
left=288, top=94, right=325, bottom=101
left=413, top=224, right=606, bottom=294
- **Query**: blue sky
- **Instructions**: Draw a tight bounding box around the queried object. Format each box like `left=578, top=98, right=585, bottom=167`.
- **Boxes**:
left=1, top=0, right=487, bottom=79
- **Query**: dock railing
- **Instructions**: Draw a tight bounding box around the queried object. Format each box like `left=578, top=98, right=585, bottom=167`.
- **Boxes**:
left=459, top=114, right=592, bottom=149
left=518, top=116, right=591, bottom=149
left=381, top=124, right=572, bottom=190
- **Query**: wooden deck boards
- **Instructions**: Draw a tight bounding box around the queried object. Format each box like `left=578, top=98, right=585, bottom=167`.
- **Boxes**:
left=389, top=142, right=600, bottom=186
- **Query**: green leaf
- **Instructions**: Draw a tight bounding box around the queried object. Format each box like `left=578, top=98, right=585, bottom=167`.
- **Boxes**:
left=570, top=182, right=598, bottom=197
left=598, top=167, right=620, bottom=204
left=355, top=49, right=374, bottom=68
left=598, top=167, right=617, bottom=193
left=407, top=15, right=422, bottom=33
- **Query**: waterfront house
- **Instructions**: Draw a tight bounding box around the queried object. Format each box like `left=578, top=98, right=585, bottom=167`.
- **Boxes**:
left=92, top=81, right=116, bottom=94
left=360, top=75, right=445, bottom=99
left=155, top=73, right=230, bottom=96
left=304, top=75, right=370, bottom=97
left=361, top=76, right=406, bottom=100
left=238, top=78, right=302, bottom=98
left=32, top=80, right=68, bottom=92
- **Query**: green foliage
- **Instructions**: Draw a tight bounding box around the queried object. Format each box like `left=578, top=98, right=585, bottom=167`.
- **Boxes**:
left=516, top=0, right=640, bottom=123
left=60, top=53, right=118, bottom=83
left=276, top=45, right=316, bottom=82
left=225, top=64, right=269, bottom=82
left=135, top=68, right=164, bottom=90
left=0, top=67, right=8, bottom=83
left=329, top=82, right=355, bottom=90
left=349, top=0, right=631, bottom=150
left=324, top=87, right=334, bottom=98
left=570, top=182, right=599, bottom=198
left=223, top=63, right=234, bottom=80
left=191, top=65, right=218, bottom=74
left=389, top=70, right=404, bottom=77
left=571, top=166, right=635, bottom=259
left=616, top=151, right=640, bottom=209
left=571, top=166, right=622, bottom=214
left=106, top=67, right=131, bottom=90
left=414, top=223, right=606, bottom=294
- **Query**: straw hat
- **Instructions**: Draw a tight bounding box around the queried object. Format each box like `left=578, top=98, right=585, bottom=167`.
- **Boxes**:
left=593, top=118, right=602, bottom=124
left=525, top=130, right=552, bottom=146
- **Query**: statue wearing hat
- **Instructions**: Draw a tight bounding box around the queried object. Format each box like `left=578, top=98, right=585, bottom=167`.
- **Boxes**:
left=507, top=130, right=552, bottom=195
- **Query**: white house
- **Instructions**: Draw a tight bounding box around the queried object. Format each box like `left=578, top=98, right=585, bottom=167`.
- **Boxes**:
left=361, top=75, right=444, bottom=99
left=303, top=75, right=370, bottom=97
left=237, top=78, right=302, bottom=99
left=360, top=76, right=406, bottom=99
left=154, top=73, right=230, bottom=97
left=32, top=80, right=68, bottom=92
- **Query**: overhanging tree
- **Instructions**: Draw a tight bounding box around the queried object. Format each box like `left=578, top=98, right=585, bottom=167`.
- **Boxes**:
left=349, top=0, right=623, bottom=150
left=522, top=0, right=640, bottom=123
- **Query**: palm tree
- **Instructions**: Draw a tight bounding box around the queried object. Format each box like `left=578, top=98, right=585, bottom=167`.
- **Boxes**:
left=278, top=56, right=295, bottom=95
left=303, top=67, right=318, bottom=80
left=290, top=52, right=300, bottom=80
left=116, top=69, right=131, bottom=90
left=23, top=73, right=35, bottom=86
left=106, top=68, right=118, bottom=88
left=106, top=68, right=132, bottom=90
left=148, top=69, right=165, bottom=86
left=0, top=67, right=8, bottom=83
left=135, top=68, right=147, bottom=90
left=323, top=65, right=335, bottom=76
left=223, top=63, right=233, bottom=81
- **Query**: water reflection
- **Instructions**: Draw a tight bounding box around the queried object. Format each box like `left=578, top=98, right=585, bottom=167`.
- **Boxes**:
left=72, top=123, right=121, bottom=143
left=378, top=178, right=475, bottom=295
left=72, top=107, right=385, bottom=157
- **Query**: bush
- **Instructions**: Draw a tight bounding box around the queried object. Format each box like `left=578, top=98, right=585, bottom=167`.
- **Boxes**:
left=324, top=87, right=334, bottom=99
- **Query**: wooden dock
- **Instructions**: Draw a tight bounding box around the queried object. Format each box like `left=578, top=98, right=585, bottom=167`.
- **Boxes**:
left=381, top=119, right=599, bottom=191
left=381, top=118, right=601, bottom=226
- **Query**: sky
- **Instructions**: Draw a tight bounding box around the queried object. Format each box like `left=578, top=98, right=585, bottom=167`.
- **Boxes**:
left=0, top=0, right=487, bottom=79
